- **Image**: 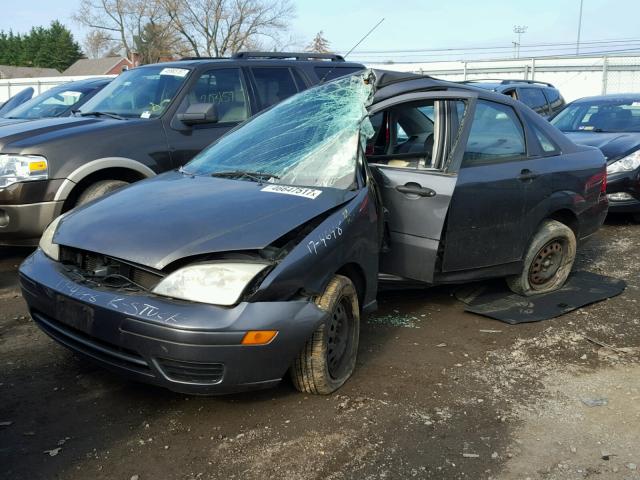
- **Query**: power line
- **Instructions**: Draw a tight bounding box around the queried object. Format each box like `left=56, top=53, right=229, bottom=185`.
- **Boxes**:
left=338, top=37, right=640, bottom=55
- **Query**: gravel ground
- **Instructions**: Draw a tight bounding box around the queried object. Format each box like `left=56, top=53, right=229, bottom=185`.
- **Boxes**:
left=1, top=216, right=639, bottom=480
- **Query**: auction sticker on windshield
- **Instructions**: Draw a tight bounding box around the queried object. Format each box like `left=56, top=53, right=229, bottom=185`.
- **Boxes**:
left=160, top=68, right=189, bottom=77
left=261, top=185, right=322, bottom=199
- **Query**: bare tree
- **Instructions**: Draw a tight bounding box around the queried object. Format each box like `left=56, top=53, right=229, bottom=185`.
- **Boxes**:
left=306, top=31, right=330, bottom=53
left=159, top=0, right=295, bottom=57
left=82, top=29, right=118, bottom=58
left=74, top=0, right=135, bottom=57
left=74, top=0, right=172, bottom=58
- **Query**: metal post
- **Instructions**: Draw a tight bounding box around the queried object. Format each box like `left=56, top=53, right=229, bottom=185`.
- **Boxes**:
left=463, top=61, right=467, bottom=81
left=576, top=0, right=584, bottom=55
left=531, top=58, right=536, bottom=80
left=602, top=56, right=608, bottom=95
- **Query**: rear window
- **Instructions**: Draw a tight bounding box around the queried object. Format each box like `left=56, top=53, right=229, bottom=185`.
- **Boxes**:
left=314, top=66, right=364, bottom=81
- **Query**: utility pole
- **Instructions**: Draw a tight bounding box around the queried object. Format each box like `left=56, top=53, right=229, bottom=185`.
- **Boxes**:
left=513, top=25, right=528, bottom=58
left=576, top=0, right=584, bottom=55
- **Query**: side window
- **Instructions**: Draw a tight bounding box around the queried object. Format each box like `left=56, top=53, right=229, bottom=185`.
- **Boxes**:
left=463, top=100, right=526, bottom=166
left=291, top=69, right=308, bottom=90
left=184, top=68, right=248, bottom=123
left=531, top=123, right=560, bottom=155
left=251, top=67, right=299, bottom=109
left=367, top=100, right=466, bottom=170
left=543, top=88, right=564, bottom=110
left=314, top=66, right=364, bottom=81
left=518, top=88, right=548, bottom=112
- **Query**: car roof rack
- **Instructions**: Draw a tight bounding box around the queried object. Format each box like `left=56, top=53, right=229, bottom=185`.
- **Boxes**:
left=463, top=78, right=555, bottom=87
left=179, top=56, right=228, bottom=61
left=232, top=51, right=345, bottom=62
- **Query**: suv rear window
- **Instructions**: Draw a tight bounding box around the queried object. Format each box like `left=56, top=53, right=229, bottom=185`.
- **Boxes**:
left=314, top=66, right=364, bottom=81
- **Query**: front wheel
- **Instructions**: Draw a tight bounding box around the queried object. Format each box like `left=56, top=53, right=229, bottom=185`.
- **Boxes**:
left=291, top=275, right=360, bottom=394
left=76, top=180, right=129, bottom=207
left=506, top=220, right=577, bottom=296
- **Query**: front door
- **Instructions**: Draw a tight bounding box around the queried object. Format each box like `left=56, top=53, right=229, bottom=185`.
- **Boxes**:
left=164, top=67, right=252, bottom=167
left=366, top=92, right=476, bottom=282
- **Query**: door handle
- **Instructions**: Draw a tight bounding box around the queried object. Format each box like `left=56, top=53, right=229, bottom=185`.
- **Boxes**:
left=518, top=169, right=539, bottom=182
left=396, top=184, right=436, bottom=197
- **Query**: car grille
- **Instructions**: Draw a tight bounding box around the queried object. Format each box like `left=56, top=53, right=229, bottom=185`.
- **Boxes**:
left=156, top=358, right=225, bottom=385
left=59, top=246, right=163, bottom=290
left=31, top=310, right=153, bottom=376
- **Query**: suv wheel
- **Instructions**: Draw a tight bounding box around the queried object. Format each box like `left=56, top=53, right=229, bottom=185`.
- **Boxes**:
left=506, top=220, right=577, bottom=296
left=76, top=180, right=129, bottom=207
left=291, top=275, right=360, bottom=394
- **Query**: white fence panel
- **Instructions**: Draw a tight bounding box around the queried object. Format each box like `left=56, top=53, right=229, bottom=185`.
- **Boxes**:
left=367, top=55, right=640, bottom=102
left=0, top=75, right=115, bottom=102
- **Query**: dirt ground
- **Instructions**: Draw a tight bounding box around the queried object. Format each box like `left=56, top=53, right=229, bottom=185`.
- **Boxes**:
left=1, top=216, right=639, bottom=480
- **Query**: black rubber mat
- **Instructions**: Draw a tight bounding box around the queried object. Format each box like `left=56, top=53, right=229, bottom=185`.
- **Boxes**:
left=455, top=271, right=626, bottom=324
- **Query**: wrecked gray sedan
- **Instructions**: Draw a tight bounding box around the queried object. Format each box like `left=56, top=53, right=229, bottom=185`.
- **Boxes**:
left=19, top=70, right=607, bottom=395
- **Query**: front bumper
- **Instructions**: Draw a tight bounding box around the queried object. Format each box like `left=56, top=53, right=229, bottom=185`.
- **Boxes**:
left=19, top=249, right=327, bottom=395
left=0, top=201, right=64, bottom=245
left=606, top=169, right=640, bottom=213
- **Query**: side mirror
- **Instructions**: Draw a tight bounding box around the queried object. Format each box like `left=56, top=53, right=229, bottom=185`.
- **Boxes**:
left=177, top=103, right=218, bottom=125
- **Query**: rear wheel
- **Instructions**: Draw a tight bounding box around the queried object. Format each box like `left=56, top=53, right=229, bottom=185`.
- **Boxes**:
left=506, top=220, right=577, bottom=296
left=291, top=275, right=360, bottom=394
left=631, top=213, right=640, bottom=223
left=75, top=180, right=129, bottom=207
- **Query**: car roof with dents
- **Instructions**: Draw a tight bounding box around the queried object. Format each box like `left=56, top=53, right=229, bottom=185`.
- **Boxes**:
left=371, top=69, right=514, bottom=105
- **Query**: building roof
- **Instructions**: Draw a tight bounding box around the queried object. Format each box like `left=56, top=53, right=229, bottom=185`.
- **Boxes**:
left=0, top=65, right=61, bottom=79
left=63, top=57, right=130, bottom=76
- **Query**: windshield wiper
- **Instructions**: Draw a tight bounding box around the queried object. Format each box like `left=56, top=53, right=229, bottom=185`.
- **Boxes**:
left=78, top=111, right=126, bottom=120
left=211, top=170, right=280, bottom=183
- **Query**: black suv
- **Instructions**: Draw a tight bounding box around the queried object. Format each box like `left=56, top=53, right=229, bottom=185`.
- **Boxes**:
left=462, top=79, right=565, bottom=118
left=0, top=52, right=364, bottom=245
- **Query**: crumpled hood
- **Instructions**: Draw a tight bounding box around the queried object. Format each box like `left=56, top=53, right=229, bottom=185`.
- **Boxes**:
left=564, top=131, right=640, bottom=162
left=54, top=171, right=356, bottom=270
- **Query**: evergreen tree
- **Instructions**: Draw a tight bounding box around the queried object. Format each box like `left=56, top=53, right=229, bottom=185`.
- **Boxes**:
left=0, top=21, right=82, bottom=72
left=306, top=31, right=331, bottom=53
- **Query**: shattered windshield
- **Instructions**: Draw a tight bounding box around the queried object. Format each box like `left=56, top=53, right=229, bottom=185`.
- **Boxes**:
left=184, top=72, right=375, bottom=189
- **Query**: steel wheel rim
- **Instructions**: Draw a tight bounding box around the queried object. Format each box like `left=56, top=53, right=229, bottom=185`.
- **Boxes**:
left=327, top=297, right=353, bottom=379
left=528, top=239, right=565, bottom=287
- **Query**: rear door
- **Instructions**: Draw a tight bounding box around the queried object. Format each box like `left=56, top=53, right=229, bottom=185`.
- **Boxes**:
left=440, top=99, right=551, bottom=272
left=367, top=91, right=476, bottom=282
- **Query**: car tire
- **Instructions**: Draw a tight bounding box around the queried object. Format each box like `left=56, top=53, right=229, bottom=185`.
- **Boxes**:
left=631, top=213, right=640, bottom=223
left=506, top=220, right=577, bottom=296
left=76, top=180, right=129, bottom=207
left=291, top=275, right=360, bottom=394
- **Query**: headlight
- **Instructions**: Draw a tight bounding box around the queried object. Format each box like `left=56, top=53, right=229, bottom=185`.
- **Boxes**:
left=607, top=150, right=640, bottom=174
left=152, top=262, right=269, bottom=306
left=0, top=154, right=48, bottom=189
left=39, top=213, right=65, bottom=261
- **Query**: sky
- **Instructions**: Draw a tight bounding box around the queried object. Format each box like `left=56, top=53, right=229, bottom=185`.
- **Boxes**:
left=1, top=0, right=639, bottom=62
